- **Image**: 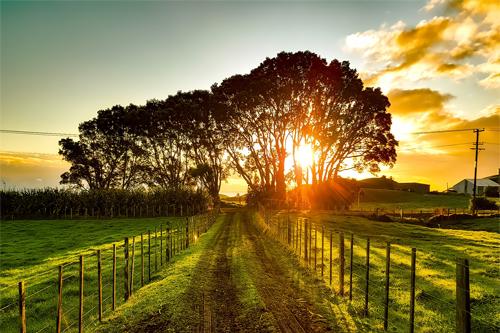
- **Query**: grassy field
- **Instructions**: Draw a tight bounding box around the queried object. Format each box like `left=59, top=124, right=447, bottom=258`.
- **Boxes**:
left=1, top=210, right=498, bottom=332
left=358, top=188, right=471, bottom=210
left=427, top=217, right=499, bottom=233
left=270, top=209, right=500, bottom=332
left=0, top=216, right=199, bottom=332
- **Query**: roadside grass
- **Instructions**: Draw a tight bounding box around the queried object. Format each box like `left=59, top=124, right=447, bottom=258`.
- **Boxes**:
left=358, top=189, right=471, bottom=210
left=0, top=217, right=189, bottom=332
left=96, top=214, right=227, bottom=332
left=432, top=217, right=499, bottom=233
left=274, top=210, right=500, bottom=332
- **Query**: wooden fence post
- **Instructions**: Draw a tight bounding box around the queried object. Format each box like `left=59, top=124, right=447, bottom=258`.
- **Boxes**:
left=167, top=227, right=171, bottom=261
left=124, top=237, right=130, bottom=301
left=384, top=242, right=391, bottom=331
left=287, top=215, right=291, bottom=246
left=410, top=248, right=416, bottom=333
left=185, top=218, right=189, bottom=249
left=154, top=227, right=158, bottom=271
left=364, top=238, right=370, bottom=316
left=56, top=266, right=63, bottom=333
left=339, top=232, right=345, bottom=296
left=97, top=250, right=102, bottom=322
left=297, top=219, right=304, bottom=262
left=456, top=258, right=471, bottom=333
left=130, top=237, right=135, bottom=296
left=79, top=255, right=84, bottom=333
left=148, top=230, right=151, bottom=281
left=112, top=244, right=116, bottom=310
left=349, top=233, right=354, bottom=301
left=160, top=224, right=163, bottom=266
left=329, top=230, right=333, bottom=286
left=309, top=222, right=312, bottom=267
left=314, top=227, right=317, bottom=271
left=18, top=281, right=26, bottom=333
left=321, top=226, right=324, bottom=277
left=304, top=220, right=309, bottom=264
left=141, top=234, right=144, bottom=287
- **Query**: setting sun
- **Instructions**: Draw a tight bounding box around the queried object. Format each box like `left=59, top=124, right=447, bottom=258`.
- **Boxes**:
left=295, top=143, right=314, bottom=169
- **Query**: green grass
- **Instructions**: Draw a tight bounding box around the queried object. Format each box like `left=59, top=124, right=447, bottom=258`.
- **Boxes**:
left=358, top=188, right=471, bottom=210
left=0, top=217, right=196, bottom=332
left=96, top=214, right=226, bottom=332
left=431, top=217, right=499, bottom=233
left=271, top=210, right=500, bottom=332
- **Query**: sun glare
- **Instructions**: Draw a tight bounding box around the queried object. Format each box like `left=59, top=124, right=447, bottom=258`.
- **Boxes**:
left=296, top=144, right=314, bottom=168
left=391, top=116, right=415, bottom=142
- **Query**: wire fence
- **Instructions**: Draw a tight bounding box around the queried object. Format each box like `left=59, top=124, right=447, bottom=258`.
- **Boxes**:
left=0, top=211, right=218, bottom=333
left=256, top=204, right=499, bottom=332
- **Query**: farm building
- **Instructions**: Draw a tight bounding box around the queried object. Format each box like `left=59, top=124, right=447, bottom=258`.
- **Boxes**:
left=394, top=182, right=430, bottom=193
left=485, top=169, right=500, bottom=184
left=451, top=178, right=500, bottom=195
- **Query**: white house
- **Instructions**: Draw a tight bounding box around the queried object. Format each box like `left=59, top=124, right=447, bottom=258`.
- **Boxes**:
left=451, top=178, right=500, bottom=195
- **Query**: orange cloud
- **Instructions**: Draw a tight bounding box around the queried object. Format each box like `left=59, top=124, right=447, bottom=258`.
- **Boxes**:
left=388, top=88, right=453, bottom=115
left=344, top=0, right=500, bottom=90
left=0, top=152, right=69, bottom=189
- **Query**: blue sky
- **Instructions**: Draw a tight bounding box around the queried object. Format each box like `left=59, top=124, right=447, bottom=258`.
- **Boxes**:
left=1, top=0, right=498, bottom=192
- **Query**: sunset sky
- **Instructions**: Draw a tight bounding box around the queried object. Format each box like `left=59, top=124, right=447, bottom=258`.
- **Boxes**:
left=1, top=0, right=498, bottom=194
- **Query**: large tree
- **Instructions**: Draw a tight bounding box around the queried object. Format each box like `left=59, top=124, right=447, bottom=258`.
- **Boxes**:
left=214, top=51, right=397, bottom=199
left=213, top=52, right=321, bottom=199
left=303, top=59, right=397, bottom=184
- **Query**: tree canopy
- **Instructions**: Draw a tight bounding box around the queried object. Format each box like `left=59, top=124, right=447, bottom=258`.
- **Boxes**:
left=59, top=51, right=397, bottom=206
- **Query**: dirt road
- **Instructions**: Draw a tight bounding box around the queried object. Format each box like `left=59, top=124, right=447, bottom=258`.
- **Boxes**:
left=108, top=211, right=342, bottom=332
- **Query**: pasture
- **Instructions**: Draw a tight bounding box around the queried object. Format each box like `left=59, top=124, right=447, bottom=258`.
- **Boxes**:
left=0, top=216, right=198, bottom=332
left=272, top=209, right=500, bottom=332
left=1, top=209, right=498, bottom=332
left=358, top=188, right=471, bottom=210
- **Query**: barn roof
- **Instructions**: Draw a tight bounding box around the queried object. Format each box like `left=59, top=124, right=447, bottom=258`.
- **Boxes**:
left=464, top=178, right=500, bottom=187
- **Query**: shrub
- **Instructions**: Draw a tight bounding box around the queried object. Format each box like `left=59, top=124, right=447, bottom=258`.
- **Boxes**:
left=485, top=187, right=499, bottom=198
left=470, top=197, right=498, bottom=211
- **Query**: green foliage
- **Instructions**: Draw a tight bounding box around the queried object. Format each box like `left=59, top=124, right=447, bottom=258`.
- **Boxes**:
left=470, top=197, right=498, bottom=210
left=0, top=188, right=208, bottom=219
left=485, top=186, right=499, bottom=198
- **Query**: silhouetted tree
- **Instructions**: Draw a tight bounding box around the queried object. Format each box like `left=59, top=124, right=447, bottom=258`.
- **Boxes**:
left=305, top=58, right=397, bottom=183
left=59, top=105, right=144, bottom=189
left=214, top=51, right=397, bottom=201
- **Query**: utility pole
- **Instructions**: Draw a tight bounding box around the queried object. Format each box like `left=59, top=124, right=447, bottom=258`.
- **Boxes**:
left=471, top=128, right=485, bottom=213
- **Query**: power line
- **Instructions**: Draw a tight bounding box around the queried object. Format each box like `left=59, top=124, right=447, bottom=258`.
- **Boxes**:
left=398, top=142, right=471, bottom=151
left=411, top=128, right=482, bottom=135
left=0, top=129, right=78, bottom=137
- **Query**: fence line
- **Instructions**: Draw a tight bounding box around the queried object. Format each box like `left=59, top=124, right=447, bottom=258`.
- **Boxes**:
left=1, top=211, right=218, bottom=332
left=257, top=204, right=477, bottom=332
